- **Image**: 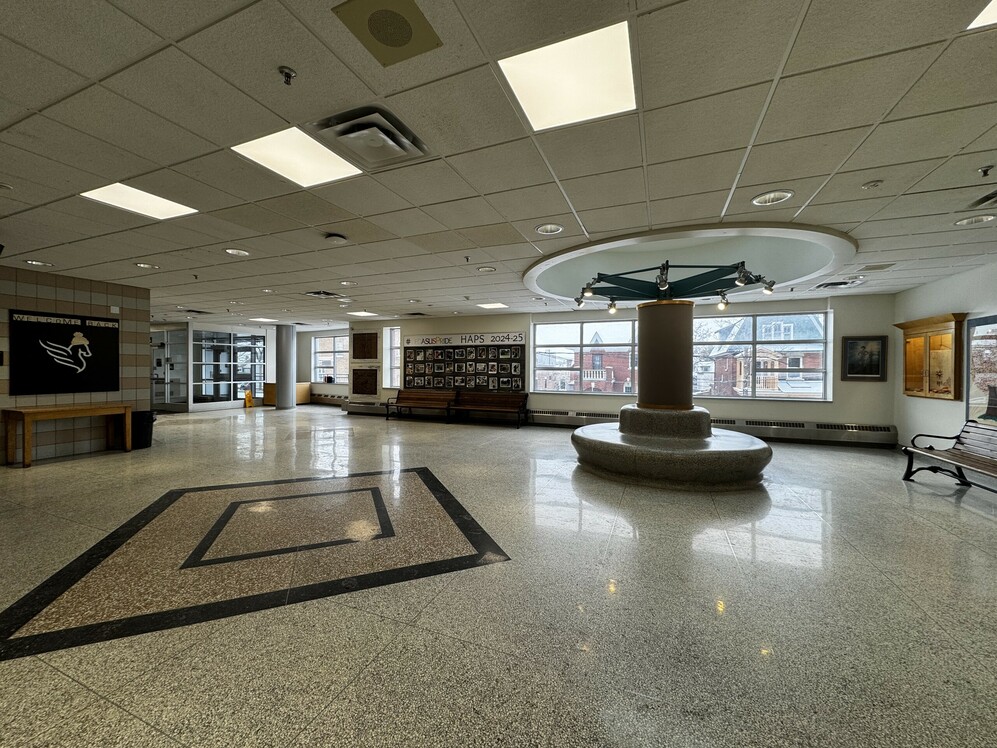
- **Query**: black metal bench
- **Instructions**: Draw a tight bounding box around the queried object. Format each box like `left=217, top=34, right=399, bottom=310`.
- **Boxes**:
left=385, top=389, right=455, bottom=420
left=901, top=420, right=997, bottom=492
left=448, top=391, right=529, bottom=428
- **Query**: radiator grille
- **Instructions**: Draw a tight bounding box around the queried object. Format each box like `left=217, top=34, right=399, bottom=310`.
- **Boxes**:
left=529, top=409, right=570, bottom=416
left=711, top=418, right=736, bottom=425
left=815, top=423, right=893, bottom=432
left=575, top=411, right=619, bottom=419
left=745, top=420, right=806, bottom=428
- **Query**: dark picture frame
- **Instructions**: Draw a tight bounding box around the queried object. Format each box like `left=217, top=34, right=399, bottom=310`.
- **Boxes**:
left=841, top=335, right=888, bottom=381
left=967, top=315, right=997, bottom=423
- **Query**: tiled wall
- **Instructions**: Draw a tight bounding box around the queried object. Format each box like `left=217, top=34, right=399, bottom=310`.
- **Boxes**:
left=0, top=266, right=151, bottom=464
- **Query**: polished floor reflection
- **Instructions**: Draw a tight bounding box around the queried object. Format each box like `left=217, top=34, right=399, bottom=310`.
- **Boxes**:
left=1, top=406, right=995, bottom=747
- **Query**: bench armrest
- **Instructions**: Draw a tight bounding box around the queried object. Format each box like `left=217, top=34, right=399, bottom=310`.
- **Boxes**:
left=910, top=431, right=960, bottom=449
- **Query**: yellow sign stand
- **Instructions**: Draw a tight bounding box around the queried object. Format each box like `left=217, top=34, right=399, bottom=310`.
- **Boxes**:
left=244, top=388, right=255, bottom=408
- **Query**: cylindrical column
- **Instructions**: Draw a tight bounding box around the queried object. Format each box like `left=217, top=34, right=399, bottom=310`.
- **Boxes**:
left=637, top=300, right=694, bottom=410
left=275, top=324, right=296, bottom=410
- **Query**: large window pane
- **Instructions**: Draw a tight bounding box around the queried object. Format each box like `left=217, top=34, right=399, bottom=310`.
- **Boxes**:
left=757, top=314, right=825, bottom=341
left=536, top=323, right=580, bottom=345
left=694, top=345, right=753, bottom=397
left=534, top=369, right=580, bottom=392
left=581, top=320, right=633, bottom=345
left=580, top=345, right=633, bottom=393
left=535, top=346, right=578, bottom=368
left=693, top=317, right=752, bottom=343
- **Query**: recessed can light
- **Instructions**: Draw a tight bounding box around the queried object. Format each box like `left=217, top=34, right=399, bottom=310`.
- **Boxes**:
left=954, top=214, right=995, bottom=226
left=325, top=232, right=348, bottom=244
left=262, top=288, right=275, bottom=294
left=0, top=182, right=13, bottom=191
left=250, top=317, right=279, bottom=322
left=477, top=266, right=496, bottom=273
left=751, top=190, right=794, bottom=206
left=535, top=223, right=564, bottom=235
left=135, top=262, right=159, bottom=269
left=25, top=260, right=53, bottom=266
left=861, top=180, right=884, bottom=190
left=225, top=248, right=250, bottom=256
left=339, top=280, right=358, bottom=286
left=477, top=302, right=509, bottom=309
left=408, top=299, right=420, bottom=303
left=532, top=296, right=545, bottom=301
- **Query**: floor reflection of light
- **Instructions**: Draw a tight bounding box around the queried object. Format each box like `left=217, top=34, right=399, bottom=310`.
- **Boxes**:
left=532, top=499, right=632, bottom=536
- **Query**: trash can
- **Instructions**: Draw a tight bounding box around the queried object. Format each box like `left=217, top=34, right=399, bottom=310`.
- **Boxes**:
left=132, top=410, right=156, bottom=449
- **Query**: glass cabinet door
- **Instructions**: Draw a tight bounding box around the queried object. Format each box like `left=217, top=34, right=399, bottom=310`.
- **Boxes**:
left=927, top=332, right=954, bottom=397
left=896, top=314, right=965, bottom=400
left=904, top=335, right=925, bottom=395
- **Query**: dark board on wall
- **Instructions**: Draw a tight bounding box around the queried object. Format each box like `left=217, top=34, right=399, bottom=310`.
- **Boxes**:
left=9, top=309, right=120, bottom=396
left=352, top=332, right=378, bottom=361
left=403, top=345, right=525, bottom=392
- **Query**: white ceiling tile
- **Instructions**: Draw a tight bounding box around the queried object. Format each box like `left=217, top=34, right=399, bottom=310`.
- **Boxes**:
left=180, top=0, right=373, bottom=125
left=448, top=139, right=552, bottom=194
left=0, top=142, right=104, bottom=196
left=0, top=37, right=86, bottom=110
left=722, top=208, right=799, bottom=223
left=873, top=185, right=992, bottom=220
left=785, top=0, right=984, bottom=74
left=45, top=85, right=216, bottom=166
left=0, top=212, right=94, bottom=251
left=103, top=47, right=286, bottom=146
left=890, top=29, right=997, bottom=120
left=208, top=204, right=306, bottom=234
left=366, top=208, right=447, bottom=237
left=577, top=203, right=649, bottom=234
left=407, top=231, right=477, bottom=252
left=0, top=96, right=29, bottom=129
left=849, top=215, right=979, bottom=239
left=374, top=160, right=476, bottom=205
left=911, top=152, right=997, bottom=193
left=454, top=0, right=629, bottom=57
left=0, top=193, right=32, bottom=218
left=741, top=128, right=870, bottom=185
left=795, top=198, right=894, bottom=226
left=644, top=84, right=769, bottom=163
left=110, top=0, right=254, bottom=40
left=967, top=122, right=997, bottom=152
left=313, top=176, right=411, bottom=216
left=810, top=160, right=944, bottom=204
left=42, top=195, right=155, bottom=233
left=2, top=0, right=162, bottom=79
left=457, top=223, right=530, bottom=247
left=256, top=192, right=354, bottom=226
left=487, top=184, right=571, bottom=221
left=646, top=150, right=744, bottom=201
left=0, top=115, right=157, bottom=181
left=536, top=114, right=642, bottom=179
left=175, top=213, right=258, bottom=241
left=173, top=150, right=298, bottom=201
left=850, top=105, right=997, bottom=172
left=386, top=66, right=527, bottom=154
left=648, top=191, right=726, bottom=225
left=284, top=0, right=486, bottom=96
left=478, top=243, right=542, bottom=262
left=759, top=47, right=940, bottom=143
left=561, top=168, right=646, bottom=211
left=421, top=197, right=504, bottom=229
left=638, top=0, right=802, bottom=109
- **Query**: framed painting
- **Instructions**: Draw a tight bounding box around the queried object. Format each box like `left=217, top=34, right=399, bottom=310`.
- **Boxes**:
left=841, top=336, right=887, bottom=382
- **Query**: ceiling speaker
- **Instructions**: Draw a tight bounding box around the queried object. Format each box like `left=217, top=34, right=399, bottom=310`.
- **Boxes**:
left=333, top=0, right=443, bottom=67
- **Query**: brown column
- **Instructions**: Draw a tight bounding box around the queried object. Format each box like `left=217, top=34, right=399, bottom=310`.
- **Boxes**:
left=637, top=300, right=694, bottom=410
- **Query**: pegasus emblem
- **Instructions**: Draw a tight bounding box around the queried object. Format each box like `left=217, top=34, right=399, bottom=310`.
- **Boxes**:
left=39, top=331, right=92, bottom=373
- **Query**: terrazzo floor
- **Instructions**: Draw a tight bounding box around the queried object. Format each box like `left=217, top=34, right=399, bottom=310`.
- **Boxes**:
left=1, top=406, right=995, bottom=747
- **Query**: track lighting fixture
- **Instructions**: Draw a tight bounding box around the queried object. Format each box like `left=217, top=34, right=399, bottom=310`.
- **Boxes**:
left=716, top=290, right=729, bottom=311
left=607, top=299, right=618, bottom=314
left=762, top=279, right=775, bottom=295
left=735, top=264, right=751, bottom=287
left=582, top=281, right=594, bottom=298
left=656, top=263, right=669, bottom=291
left=575, top=296, right=585, bottom=309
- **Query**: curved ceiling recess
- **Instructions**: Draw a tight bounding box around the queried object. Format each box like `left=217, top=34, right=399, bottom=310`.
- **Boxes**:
left=524, top=224, right=857, bottom=306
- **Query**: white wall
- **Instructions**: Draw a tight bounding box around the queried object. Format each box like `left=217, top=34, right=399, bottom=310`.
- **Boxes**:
left=336, top=296, right=899, bottom=425
left=893, top=259, right=997, bottom=442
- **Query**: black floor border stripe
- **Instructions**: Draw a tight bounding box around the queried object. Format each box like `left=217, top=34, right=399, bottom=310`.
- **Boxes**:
left=0, top=468, right=508, bottom=661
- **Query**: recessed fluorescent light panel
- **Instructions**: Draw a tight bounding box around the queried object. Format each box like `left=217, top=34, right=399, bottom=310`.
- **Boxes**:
left=80, top=183, right=197, bottom=219
left=347, top=310, right=378, bottom=317
left=498, top=21, right=635, bottom=131
left=477, top=303, right=509, bottom=309
left=231, top=127, right=361, bottom=187
left=969, top=1, right=997, bottom=28
left=249, top=317, right=279, bottom=322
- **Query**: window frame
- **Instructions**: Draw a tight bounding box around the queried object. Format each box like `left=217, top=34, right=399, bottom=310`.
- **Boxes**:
left=532, top=320, right=637, bottom=394
left=312, top=333, right=350, bottom=384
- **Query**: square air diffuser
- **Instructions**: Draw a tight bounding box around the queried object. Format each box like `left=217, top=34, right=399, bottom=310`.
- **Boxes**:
left=333, top=0, right=443, bottom=67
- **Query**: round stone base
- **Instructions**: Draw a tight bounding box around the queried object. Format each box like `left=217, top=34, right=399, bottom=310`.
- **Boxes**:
left=571, top=421, right=772, bottom=491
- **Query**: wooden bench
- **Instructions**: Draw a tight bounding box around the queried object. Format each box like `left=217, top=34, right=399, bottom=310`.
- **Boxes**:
left=448, top=391, right=529, bottom=428
left=3, top=403, right=133, bottom=468
left=385, top=390, right=455, bottom=420
left=901, top=420, right=997, bottom=492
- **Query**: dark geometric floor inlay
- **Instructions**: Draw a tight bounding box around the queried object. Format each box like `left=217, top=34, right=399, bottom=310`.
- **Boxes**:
left=0, top=467, right=508, bottom=661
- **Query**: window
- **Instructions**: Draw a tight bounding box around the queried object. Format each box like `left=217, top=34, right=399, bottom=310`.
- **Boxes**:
left=693, top=313, right=828, bottom=399
left=533, top=321, right=636, bottom=393
left=193, top=330, right=265, bottom=402
left=312, top=334, right=349, bottom=383
left=384, top=326, right=401, bottom=388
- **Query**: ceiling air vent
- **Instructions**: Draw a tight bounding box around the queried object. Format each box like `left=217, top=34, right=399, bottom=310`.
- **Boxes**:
left=304, top=290, right=344, bottom=299
left=405, top=312, right=428, bottom=316
left=966, top=186, right=997, bottom=209
left=858, top=263, right=895, bottom=272
left=333, top=0, right=443, bottom=67
left=308, top=106, right=429, bottom=170
left=813, top=280, right=865, bottom=290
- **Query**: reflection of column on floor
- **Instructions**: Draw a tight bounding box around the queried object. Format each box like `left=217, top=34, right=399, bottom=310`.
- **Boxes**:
left=637, top=300, right=694, bottom=410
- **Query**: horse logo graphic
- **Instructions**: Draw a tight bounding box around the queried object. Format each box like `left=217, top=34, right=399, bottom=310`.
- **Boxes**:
left=39, top=331, right=92, bottom=373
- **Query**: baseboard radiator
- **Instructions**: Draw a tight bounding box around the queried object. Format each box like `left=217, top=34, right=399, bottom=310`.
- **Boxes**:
left=310, top=393, right=348, bottom=406
left=528, top=410, right=897, bottom=446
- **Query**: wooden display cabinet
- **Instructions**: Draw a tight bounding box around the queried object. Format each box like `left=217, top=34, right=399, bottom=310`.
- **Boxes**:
left=894, top=313, right=967, bottom=399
